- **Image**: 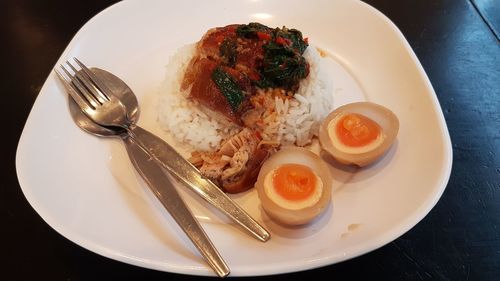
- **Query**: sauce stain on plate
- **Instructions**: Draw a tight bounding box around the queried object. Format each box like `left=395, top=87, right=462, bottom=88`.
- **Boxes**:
left=340, top=223, right=362, bottom=238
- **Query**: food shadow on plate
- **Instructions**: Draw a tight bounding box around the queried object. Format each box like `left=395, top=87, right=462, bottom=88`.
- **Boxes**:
left=320, top=140, right=399, bottom=193
left=175, top=177, right=333, bottom=240
left=255, top=202, right=333, bottom=239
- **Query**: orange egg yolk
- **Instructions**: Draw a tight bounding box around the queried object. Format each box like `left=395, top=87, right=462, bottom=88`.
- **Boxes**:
left=272, top=164, right=317, bottom=201
left=335, top=113, right=381, bottom=147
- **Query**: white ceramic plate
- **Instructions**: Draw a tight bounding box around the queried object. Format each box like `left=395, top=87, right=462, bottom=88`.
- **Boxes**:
left=16, top=0, right=452, bottom=277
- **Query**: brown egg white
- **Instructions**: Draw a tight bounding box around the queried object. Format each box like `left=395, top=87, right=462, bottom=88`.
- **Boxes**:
left=255, top=147, right=333, bottom=226
left=319, top=102, right=399, bottom=167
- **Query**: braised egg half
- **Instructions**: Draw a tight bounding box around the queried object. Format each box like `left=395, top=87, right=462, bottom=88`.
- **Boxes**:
left=319, top=102, right=399, bottom=167
left=256, top=147, right=332, bottom=226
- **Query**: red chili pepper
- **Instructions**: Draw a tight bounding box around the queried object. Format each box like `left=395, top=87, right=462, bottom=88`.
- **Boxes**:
left=257, top=31, right=271, bottom=41
left=248, top=71, right=260, bottom=81
left=275, top=37, right=291, bottom=46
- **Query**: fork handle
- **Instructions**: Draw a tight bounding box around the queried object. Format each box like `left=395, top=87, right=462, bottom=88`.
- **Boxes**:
left=126, top=124, right=271, bottom=242
left=123, top=136, right=229, bottom=277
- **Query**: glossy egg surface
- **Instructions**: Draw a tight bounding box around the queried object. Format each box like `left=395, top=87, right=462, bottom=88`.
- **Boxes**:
left=319, top=102, right=399, bottom=167
left=256, top=147, right=332, bottom=226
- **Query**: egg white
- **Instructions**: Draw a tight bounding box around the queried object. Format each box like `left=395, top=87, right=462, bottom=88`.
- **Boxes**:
left=327, top=113, right=386, bottom=154
left=263, top=167, right=323, bottom=210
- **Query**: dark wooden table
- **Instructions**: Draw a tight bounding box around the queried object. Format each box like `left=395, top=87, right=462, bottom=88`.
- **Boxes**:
left=3, top=1, right=499, bottom=280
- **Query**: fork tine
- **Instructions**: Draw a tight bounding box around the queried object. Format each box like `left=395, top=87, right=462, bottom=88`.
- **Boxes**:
left=54, top=68, right=95, bottom=115
left=61, top=62, right=100, bottom=108
left=66, top=60, right=108, bottom=105
left=73, top=57, right=112, bottom=102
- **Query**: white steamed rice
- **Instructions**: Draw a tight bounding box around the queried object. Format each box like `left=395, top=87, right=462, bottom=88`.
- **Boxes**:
left=157, top=43, right=333, bottom=152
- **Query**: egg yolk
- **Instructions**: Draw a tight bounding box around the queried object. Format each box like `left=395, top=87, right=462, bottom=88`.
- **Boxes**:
left=273, top=164, right=317, bottom=201
left=335, top=113, right=381, bottom=147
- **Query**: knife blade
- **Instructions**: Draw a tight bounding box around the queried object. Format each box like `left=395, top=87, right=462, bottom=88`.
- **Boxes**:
left=123, top=135, right=230, bottom=277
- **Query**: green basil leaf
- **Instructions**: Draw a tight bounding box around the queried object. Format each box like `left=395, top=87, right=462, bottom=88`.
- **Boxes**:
left=211, top=66, right=244, bottom=112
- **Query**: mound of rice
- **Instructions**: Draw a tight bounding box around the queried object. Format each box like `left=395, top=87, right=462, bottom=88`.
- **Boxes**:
left=157, top=43, right=333, bottom=152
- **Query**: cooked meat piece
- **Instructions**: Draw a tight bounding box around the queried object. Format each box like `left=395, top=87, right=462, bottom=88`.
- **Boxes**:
left=222, top=148, right=270, bottom=193
left=182, top=57, right=241, bottom=123
left=189, top=128, right=270, bottom=193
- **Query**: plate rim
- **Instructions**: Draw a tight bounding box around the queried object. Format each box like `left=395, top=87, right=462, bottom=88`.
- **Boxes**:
left=16, top=0, right=453, bottom=276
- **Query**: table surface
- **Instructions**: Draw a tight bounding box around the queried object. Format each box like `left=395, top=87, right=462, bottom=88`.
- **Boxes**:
left=2, top=0, right=499, bottom=280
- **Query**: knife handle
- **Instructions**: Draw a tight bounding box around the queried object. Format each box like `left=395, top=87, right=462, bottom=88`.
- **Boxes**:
left=124, top=136, right=229, bottom=277
left=127, top=124, right=270, bottom=242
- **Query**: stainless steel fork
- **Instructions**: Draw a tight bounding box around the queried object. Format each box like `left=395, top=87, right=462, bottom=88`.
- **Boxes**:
left=55, top=58, right=131, bottom=129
